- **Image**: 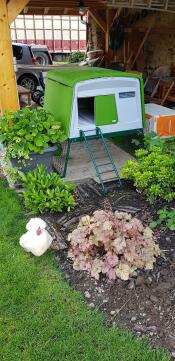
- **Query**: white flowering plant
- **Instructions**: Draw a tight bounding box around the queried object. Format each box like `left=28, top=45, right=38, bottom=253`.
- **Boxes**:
left=68, top=210, right=160, bottom=281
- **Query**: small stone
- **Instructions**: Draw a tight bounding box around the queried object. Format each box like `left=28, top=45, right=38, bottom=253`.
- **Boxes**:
left=84, top=291, right=91, bottom=299
left=145, top=277, right=152, bottom=286
left=164, top=299, right=172, bottom=306
left=149, top=332, right=154, bottom=336
left=147, top=325, right=157, bottom=332
left=166, top=236, right=171, bottom=242
left=134, top=324, right=146, bottom=332
left=150, top=295, right=159, bottom=303
left=110, top=310, right=116, bottom=315
left=103, top=299, right=108, bottom=303
left=131, top=316, right=137, bottom=322
left=135, top=276, right=145, bottom=287
left=172, top=352, right=175, bottom=358
left=160, top=268, right=169, bottom=276
left=128, top=279, right=135, bottom=290
left=157, top=281, right=172, bottom=291
left=170, top=253, right=175, bottom=262
left=89, top=303, right=95, bottom=309
left=171, top=278, right=175, bottom=288
left=159, top=331, right=164, bottom=338
left=96, top=287, right=103, bottom=293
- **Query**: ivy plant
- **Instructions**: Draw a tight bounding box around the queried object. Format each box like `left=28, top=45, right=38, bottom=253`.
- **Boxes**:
left=0, top=108, right=66, bottom=160
left=20, top=165, right=75, bottom=214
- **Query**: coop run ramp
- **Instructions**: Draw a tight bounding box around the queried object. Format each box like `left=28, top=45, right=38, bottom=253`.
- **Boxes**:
left=80, top=127, right=122, bottom=194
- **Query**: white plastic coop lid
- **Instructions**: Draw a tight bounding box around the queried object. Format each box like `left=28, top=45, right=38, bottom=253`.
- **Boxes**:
left=145, top=103, right=175, bottom=117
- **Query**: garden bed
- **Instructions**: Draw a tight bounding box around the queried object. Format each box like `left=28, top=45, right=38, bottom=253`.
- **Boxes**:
left=43, top=179, right=175, bottom=356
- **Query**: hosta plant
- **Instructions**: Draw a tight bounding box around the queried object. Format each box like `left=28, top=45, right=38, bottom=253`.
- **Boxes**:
left=20, top=164, right=75, bottom=214
left=121, top=147, right=175, bottom=203
left=68, top=210, right=160, bottom=281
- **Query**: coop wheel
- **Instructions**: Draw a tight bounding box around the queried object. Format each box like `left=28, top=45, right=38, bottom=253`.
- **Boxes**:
left=37, top=94, right=45, bottom=107
left=32, top=90, right=42, bottom=103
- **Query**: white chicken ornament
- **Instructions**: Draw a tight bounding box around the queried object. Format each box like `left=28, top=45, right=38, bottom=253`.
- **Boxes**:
left=19, top=218, right=53, bottom=256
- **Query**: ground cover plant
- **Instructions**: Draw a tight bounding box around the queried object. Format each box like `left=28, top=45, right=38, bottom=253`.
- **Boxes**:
left=0, top=178, right=170, bottom=361
left=121, top=147, right=175, bottom=203
left=20, top=164, right=75, bottom=213
left=150, top=208, right=175, bottom=231
left=68, top=210, right=160, bottom=281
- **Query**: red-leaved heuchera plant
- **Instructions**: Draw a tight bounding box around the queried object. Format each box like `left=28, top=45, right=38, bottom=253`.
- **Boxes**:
left=68, top=210, right=160, bottom=281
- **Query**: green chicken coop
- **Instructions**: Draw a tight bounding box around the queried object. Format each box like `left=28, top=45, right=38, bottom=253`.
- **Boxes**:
left=44, top=67, right=145, bottom=192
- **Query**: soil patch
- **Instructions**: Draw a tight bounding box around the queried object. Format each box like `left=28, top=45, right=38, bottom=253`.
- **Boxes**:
left=43, top=179, right=175, bottom=356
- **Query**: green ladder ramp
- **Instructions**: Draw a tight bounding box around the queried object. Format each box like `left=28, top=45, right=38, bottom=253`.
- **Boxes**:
left=80, top=127, right=122, bottom=194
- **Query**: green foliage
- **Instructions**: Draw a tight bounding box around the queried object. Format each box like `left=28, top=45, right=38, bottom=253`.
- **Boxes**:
left=150, top=208, right=175, bottom=231
left=69, top=51, right=85, bottom=63
left=121, top=147, right=175, bottom=203
left=0, top=178, right=170, bottom=361
left=131, top=132, right=175, bottom=157
left=0, top=108, right=66, bottom=160
left=144, top=133, right=175, bottom=157
left=20, top=165, right=75, bottom=213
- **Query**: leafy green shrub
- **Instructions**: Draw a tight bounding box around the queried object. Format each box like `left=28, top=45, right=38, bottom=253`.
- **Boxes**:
left=121, top=147, right=175, bottom=203
left=0, top=108, right=66, bottom=160
left=69, top=51, right=85, bottom=63
left=150, top=208, right=175, bottom=231
left=20, top=165, right=75, bottom=214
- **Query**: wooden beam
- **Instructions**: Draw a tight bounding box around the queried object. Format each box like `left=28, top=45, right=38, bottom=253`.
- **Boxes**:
left=7, top=0, right=30, bottom=24
left=105, top=8, right=110, bottom=54
left=88, top=8, right=107, bottom=33
left=112, top=7, right=122, bottom=25
left=44, top=7, right=49, bottom=15
left=130, top=16, right=155, bottom=69
left=0, top=0, right=19, bottom=113
left=105, top=8, right=114, bottom=64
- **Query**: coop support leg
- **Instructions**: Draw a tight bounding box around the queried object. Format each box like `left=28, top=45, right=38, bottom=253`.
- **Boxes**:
left=63, top=140, right=71, bottom=178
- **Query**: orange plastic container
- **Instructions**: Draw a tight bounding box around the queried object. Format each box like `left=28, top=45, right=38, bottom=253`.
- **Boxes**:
left=145, top=104, right=175, bottom=137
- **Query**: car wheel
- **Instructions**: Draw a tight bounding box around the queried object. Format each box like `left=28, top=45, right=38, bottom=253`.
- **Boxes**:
left=34, top=52, right=50, bottom=65
left=18, top=75, right=38, bottom=92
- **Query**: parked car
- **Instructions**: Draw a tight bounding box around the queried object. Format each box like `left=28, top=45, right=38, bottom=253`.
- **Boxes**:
left=12, top=43, right=52, bottom=91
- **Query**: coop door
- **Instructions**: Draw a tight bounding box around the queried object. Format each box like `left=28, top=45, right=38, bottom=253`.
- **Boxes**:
left=95, top=94, right=118, bottom=126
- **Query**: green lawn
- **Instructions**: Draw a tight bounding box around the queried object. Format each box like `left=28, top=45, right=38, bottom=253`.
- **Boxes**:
left=0, top=178, right=170, bottom=361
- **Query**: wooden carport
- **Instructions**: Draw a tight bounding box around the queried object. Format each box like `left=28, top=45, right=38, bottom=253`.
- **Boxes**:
left=1, top=0, right=175, bottom=114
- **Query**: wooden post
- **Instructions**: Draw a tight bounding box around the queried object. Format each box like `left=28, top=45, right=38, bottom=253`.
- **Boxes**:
left=105, top=9, right=109, bottom=55
left=0, top=0, right=19, bottom=113
left=88, top=9, right=106, bottom=33
left=8, top=0, right=29, bottom=24
left=105, top=9, right=114, bottom=66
